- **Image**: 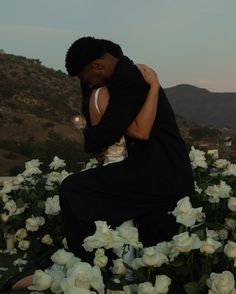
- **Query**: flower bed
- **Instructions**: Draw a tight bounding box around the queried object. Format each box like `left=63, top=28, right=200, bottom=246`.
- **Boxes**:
left=1, top=147, right=236, bottom=293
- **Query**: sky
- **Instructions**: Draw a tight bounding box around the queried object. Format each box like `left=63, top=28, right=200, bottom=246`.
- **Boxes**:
left=0, top=0, right=235, bottom=92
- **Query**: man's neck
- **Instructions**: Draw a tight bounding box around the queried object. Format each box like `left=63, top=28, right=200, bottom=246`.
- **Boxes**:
left=104, top=53, right=119, bottom=77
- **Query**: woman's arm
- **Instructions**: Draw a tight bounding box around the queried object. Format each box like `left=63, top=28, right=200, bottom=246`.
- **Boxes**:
left=126, top=65, right=160, bottom=140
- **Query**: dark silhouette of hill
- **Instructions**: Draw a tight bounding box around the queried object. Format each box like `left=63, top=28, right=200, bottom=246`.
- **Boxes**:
left=164, top=84, right=236, bottom=128
left=0, top=51, right=87, bottom=175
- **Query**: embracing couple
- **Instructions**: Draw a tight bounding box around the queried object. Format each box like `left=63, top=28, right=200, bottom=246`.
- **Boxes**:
left=0, top=36, right=194, bottom=292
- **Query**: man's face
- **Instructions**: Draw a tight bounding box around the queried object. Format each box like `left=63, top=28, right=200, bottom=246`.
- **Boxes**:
left=78, top=61, right=107, bottom=88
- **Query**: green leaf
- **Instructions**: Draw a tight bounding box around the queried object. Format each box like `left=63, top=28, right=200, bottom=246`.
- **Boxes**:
left=37, top=200, right=45, bottom=209
left=16, top=197, right=25, bottom=208
left=184, top=281, right=199, bottom=294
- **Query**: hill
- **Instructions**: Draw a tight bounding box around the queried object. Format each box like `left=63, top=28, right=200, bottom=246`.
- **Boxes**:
left=164, top=84, right=236, bottom=128
left=0, top=51, right=88, bottom=175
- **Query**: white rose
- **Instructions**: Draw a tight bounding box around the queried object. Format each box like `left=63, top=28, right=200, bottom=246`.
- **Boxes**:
left=46, top=171, right=62, bottom=187
left=154, top=275, right=171, bottom=294
left=49, top=269, right=65, bottom=294
left=116, top=221, right=143, bottom=249
left=61, top=262, right=94, bottom=291
left=28, top=269, right=53, bottom=291
left=131, top=257, right=146, bottom=270
left=83, top=221, right=124, bottom=252
left=207, top=149, right=219, bottom=160
left=1, top=212, right=9, bottom=222
left=171, top=196, right=203, bottom=227
left=225, top=218, right=236, bottom=231
left=111, top=259, right=127, bottom=275
left=90, top=265, right=105, bottom=294
left=41, top=234, right=53, bottom=246
left=1, top=193, right=10, bottom=203
left=49, top=156, right=66, bottom=170
left=200, top=237, right=222, bottom=255
left=137, top=282, right=155, bottom=294
left=207, top=271, right=236, bottom=294
left=93, top=248, right=108, bottom=268
left=13, top=174, right=25, bottom=185
left=172, top=232, right=202, bottom=253
left=15, top=228, right=28, bottom=241
left=51, top=249, right=74, bottom=266
left=214, top=159, right=230, bottom=169
left=217, top=229, right=228, bottom=241
left=26, top=217, right=39, bottom=232
left=205, top=181, right=231, bottom=203
left=142, top=247, right=168, bottom=267
left=189, top=146, right=207, bottom=169
left=223, top=163, right=236, bottom=177
left=224, top=241, right=236, bottom=259
left=228, top=197, right=236, bottom=212
left=66, top=257, right=81, bottom=270
left=45, top=195, right=61, bottom=215
left=18, top=240, right=30, bottom=251
left=1, top=181, right=14, bottom=194
left=37, top=216, right=45, bottom=226
left=4, top=200, right=17, bottom=215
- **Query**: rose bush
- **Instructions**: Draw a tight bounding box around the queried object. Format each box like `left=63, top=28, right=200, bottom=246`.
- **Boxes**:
left=0, top=156, right=70, bottom=257
left=1, top=146, right=236, bottom=293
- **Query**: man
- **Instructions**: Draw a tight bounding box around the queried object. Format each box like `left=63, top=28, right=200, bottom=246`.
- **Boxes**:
left=60, top=36, right=194, bottom=262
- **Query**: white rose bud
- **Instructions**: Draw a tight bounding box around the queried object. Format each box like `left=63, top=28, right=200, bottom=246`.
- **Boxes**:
left=200, top=238, right=222, bottom=255
left=41, top=234, right=53, bottom=246
left=28, top=269, right=53, bottom=291
left=15, top=228, right=28, bottom=241
left=154, top=275, right=171, bottom=294
left=225, top=218, right=236, bottom=231
left=228, top=197, right=236, bottom=212
left=1, top=213, right=9, bottom=222
left=111, top=259, right=127, bottom=275
left=138, top=282, right=155, bottom=294
left=18, top=240, right=30, bottom=251
left=62, top=237, right=68, bottom=249
left=51, top=248, right=74, bottom=266
left=224, top=241, right=236, bottom=259
left=142, top=247, right=168, bottom=267
left=216, top=229, right=228, bottom=241
left=93, top=248, right=108, bottom=268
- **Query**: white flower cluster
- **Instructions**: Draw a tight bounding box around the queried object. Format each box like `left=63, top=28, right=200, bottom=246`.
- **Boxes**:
left=189, top=146, right=207, bottom=169
left=29, top=248, right=105, bottom=294
left=0, top=156, right=70, bottom=253
left=205, top=180, right=231, bottom=203
left=82, top=220, right=143, bottom=253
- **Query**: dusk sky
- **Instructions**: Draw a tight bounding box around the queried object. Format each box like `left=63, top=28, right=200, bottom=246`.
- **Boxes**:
left=0, top=0, right=235, bottom=92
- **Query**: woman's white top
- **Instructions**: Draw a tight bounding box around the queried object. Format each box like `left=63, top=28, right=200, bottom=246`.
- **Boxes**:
left=94, top=87, right=127, bottom=165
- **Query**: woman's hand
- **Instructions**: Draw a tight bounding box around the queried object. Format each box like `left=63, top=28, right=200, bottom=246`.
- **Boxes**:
left=136, top=64, right=160, bottom=89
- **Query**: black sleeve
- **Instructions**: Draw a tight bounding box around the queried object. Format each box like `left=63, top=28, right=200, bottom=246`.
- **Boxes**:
left=83, top=65, right=149, bottom=153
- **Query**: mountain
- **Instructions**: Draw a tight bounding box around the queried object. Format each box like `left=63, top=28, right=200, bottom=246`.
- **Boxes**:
left=0, top=51, right=87, bottom=175
left=164, top=84, right=236, bottom=128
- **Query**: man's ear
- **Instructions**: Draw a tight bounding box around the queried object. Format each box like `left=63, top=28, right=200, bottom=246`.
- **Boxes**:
left=90, top=59, right=104, bottom=70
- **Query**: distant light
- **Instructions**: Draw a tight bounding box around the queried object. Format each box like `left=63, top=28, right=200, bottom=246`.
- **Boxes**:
left=72, top=115, right=86, bottom=129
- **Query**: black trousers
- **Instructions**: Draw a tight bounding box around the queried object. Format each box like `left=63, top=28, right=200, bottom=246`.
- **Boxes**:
left=59, top=163, right=180, bottom=263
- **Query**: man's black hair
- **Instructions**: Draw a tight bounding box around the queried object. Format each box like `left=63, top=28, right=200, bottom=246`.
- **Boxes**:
left=65, top=36, right=123, bottom=77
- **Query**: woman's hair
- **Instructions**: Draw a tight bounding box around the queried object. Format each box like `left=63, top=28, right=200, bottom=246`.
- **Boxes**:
left=75, top=37, right=124, bottom=124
